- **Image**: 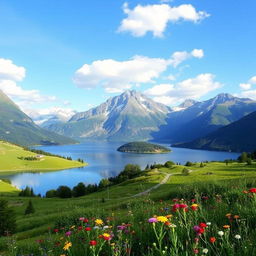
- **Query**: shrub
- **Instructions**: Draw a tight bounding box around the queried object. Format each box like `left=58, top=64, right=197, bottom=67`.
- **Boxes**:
left=185, top=161, right=193, bottom=167
left=57, top=186, right=72, bottom=198
left=182, top=168, right=190, bottom=176
left=72, top=182, right=86, bottom=197
left=164, top=161, right=175, bottom=168
left=45, top=189, right=57, bottom=198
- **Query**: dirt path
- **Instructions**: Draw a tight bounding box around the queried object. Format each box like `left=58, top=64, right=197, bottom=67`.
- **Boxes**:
left=131, top=172, right=172, bottom=197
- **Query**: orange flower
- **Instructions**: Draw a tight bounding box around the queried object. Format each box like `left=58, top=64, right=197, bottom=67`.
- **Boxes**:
left=225, top=213, right=232, bottom=218
left=233, top=215, right=240, bottom=219
left=209, top=237, right=216, bottom=243
left=223, top=225, right=230, bottom=229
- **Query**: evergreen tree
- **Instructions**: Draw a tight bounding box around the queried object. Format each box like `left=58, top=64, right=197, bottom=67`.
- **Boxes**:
left=0, top=200, right=16, bottom=236
left=25, top=200, right=35, bottom=215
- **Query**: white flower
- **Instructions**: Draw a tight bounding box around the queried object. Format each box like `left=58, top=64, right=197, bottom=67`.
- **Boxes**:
left=206, top=222, right=211, bottom=226
left=103, top=225, right=109, bottom=229
left=235, top=234, right=241, bottom=239
left=218, top=231, right=224, bottom=236
left=202, top=248, right=209, bottom=254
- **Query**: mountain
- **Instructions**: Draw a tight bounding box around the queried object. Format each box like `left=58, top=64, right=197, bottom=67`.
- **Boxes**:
left=0, top=90, right=76, bottom=146
left=27, top=108, right=76, bottom=128
left=172, top=99, right=198, bottom=112
left=175, top=111, right=256, bottom=152
left=152, top=93, right=256, bottom=143
left=45, top=90, right=171, bottom=141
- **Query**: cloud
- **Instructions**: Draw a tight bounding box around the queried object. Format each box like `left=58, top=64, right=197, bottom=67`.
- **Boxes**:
left=145, top=73, right=221, bottom=105
left=239, top=83, right=251, bottom=90
left=0, top=58, right=56, bottom=107
left=73, top=49, right=204, bottom=93
left=249, top=76, right=256, bottom=84
left=24, top=107, right=76, bottom=124
left=118, top=3, right=209, bottom=37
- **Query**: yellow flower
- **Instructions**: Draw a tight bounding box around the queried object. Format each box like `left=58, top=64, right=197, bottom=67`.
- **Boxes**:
left=70, top=225, right=75, bottom=229
left=95, top=219, right=103, bottom=225
left=63, top=241, right=72, bottom=251
left=156, top=216, right=168, bottom=223
left=103, top=233, right=110, bottom=238
left=191, top=204, right=199, bottom=207
left=225, top=213, right=232, bottom=218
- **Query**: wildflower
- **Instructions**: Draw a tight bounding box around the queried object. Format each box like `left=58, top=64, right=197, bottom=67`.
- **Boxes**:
left=202, top=248, right=209, bottom=254
left=206, top=222, right=211, bottom=226
left=172, top=204, right=180, bottom=212
left=63, top=241, right=72, bottom=251
left=223, top=225, right=230, bottom=229
left=148, top=217, right=158, bottom=223
left=102, top=233, right=111, bottom=241
left=89, top=240, right=97, bottom=246
left=194, top=237, right=199, bottom=244
left=199, top=223, right=207, bottom=228
left=226, top=213, right=232, bottom=218
left=79, top=217, right=85, bottom=221
left=53, top=228, right=59, bottom=233
left=243, top=190, right=248, bottom=194
left=169, top=223, right=176, bottom=228
left=249, top=188, right=256, bottom=193
left=209, top=237, right=216, bottom=243
left=95, top=219, right=103, bottom=225
left=179, top=203, right=188, bottom=209
left=156, top=216, right=168, bottom=223
left=233, top=215, right=240, bottom=219
left=85, top=227, right=91, bottom=231
left=218, top=231, right=224, bottom=236
left=83, top=218, right=89, bottom=223
left=235, top=234, right=241, bottom=240
left=166, top=214, right=172, bottom=218
left=65, top=231, right=72, bottom=237
left=191, top=204, right=199, bottom=211
left=193, top=248, right=199, bottom=254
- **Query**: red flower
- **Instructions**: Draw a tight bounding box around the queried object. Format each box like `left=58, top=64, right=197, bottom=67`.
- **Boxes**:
left=78, top=226, right=83, bottom=231
left=209, top=237, right=216, bottom=243
left=89, top=240, right=97, bottom=246
left=199, top=223, right=207, bottom=228
left=53, top=228, right=59, bottom=233
left=83, top=218, right=89, bottom=223
left=249, top=188, right=256, bottom=193
left=85, top=227, right=91, bottom=231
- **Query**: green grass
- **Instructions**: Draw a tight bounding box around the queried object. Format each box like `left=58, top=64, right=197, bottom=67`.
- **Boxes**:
left=0, top=180, right=19, bottom=195
left=0, top=140, right=86, bottom=174
left=1, top=161, right=256, bottom=255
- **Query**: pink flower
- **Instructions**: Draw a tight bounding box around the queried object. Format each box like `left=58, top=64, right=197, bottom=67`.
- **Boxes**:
left=148, top=218, right=158, bottom=223
left=65, top=231, right=72, bottom=237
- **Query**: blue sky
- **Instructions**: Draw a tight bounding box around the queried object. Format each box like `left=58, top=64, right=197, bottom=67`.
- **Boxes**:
left=0, top=0, right=256, bottom=118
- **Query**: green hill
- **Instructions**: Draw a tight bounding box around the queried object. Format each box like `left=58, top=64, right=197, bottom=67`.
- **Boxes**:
left=174, top=111, right=256, bottom=152
left=0, top=90, right=76, bottom=146
left=0, top=140, right=85, bottom=173
left=117, top=141, right=171, bottom=153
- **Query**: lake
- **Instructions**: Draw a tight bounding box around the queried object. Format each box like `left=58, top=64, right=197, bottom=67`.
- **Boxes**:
left=2, top=142, right=240, bottom=195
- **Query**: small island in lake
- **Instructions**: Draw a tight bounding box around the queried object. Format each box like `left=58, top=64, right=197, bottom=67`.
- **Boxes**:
left=117, top=141, right=171, bottom=154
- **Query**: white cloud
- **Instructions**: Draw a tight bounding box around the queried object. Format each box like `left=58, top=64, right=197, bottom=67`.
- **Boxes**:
left=145, top=73, right=221, bottom=105
left=0, top=57, right=56, bottom=107
left=73, top=49, right=203, bottom=93
left=239, top=83, right=251, bottom=90
left=240, top=90, right=256, bottom=100
left=249, top=76, right=256, bottom=84
left=118, top=3, right=209, bottom=37
left=0, top=58, right=25, bottom=81
left=24, top=107, right=76, bottom=124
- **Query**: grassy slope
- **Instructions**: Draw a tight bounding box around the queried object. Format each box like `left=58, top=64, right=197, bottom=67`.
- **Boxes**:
left=0, top=140, right=86, bottom=174
left=0, top=161, right=256, bottom=249
left=0, top=180, right=19, bottom=195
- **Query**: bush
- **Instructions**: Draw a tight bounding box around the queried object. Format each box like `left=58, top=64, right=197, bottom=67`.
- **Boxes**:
left=72, top=183, right=86, bottom=197
left=57, top=186, right=72, bottom=198
left=0, top=200, right=16, bottom=236
left=45, top=189, right=57, bottom=198
left=185, top=161, right=193, bottom=167
left=25, top=200, right=35, bottom=215
left=164, top=161, right=175, bottom=168
left=182, top=168, right=190, bottom=176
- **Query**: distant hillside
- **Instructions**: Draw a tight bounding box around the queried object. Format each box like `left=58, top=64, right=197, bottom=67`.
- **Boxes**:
left=0, top=90, right=76, bottom=146
left=152, top=93, right=256, bottom=143
left=117, top=141, right=171, bottom=154
left=0, top=140, right=85, bottom=173
left=174, top=111, right=256, bottom=152
left=45, top=90, right=171, bottom=141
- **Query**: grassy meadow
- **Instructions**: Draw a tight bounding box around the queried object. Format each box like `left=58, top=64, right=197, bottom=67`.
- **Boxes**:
left=0, top=160, right=256, bottom=255
left=0, top=140, right=86, bottom=174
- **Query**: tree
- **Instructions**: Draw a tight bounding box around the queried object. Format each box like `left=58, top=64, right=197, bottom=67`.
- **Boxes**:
left=25, top=200, right=35, bottom=215
left=72, top=182, right=86, bottom=197
left=185, top=161, right=193, bottom=167
left=200, top=162, right=204, bottom=168
left=238, top=152, right=248, bottom=163
left=0, top=200, right=16, bottom=236
left=19, top=186, right=35, bottom=197
left=98, top=179, right=110, bottom=189
left=57, top=186, right=72, bottom=198
left=247, top=158, right=252, bottom=165
left=121, top=164, right=141, bottom=179
left=46, top=189, right=57, bottom=198
left=164, top=161, right=175, bottom=168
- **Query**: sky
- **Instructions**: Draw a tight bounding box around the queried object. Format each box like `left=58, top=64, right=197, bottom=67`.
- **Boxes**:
left=0, top=0, right=256, bottom=119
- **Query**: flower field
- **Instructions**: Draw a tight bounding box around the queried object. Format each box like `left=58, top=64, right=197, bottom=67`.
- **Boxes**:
left=3, top=183, right=256, bottom=255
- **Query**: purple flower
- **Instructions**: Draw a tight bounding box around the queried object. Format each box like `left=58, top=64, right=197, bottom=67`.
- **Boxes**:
left=148, top=218, right=158, bottom=223
left=117, top=225, right=126, bottom=230
left=65, top=231, right=72, bottom=237
left=193, top=226, right=200, bottom=232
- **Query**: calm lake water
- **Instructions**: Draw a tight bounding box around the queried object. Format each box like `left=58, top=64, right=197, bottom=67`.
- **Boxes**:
left=2, top=142, right=240, bottom=195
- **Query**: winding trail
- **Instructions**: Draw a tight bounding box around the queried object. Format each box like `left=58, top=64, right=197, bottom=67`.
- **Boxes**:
left=131, top=171, right=172, bottom=197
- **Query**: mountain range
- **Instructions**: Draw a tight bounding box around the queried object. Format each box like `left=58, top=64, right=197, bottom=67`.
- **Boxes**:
left=44, top=90, right=171, bottom=141
left=175, top=110, right=256, bottom=152
left=152, top=93, right=256, bottom=144
left=0, top=90, right=76, bottom=146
